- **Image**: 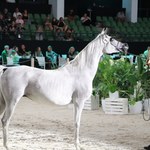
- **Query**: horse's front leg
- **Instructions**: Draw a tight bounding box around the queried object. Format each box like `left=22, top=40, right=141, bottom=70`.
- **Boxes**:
left=73, top=99, right=85, bottom=150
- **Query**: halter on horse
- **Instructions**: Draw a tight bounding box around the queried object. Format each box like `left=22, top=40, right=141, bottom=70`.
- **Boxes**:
left=0, top=28, right=128, bottom=150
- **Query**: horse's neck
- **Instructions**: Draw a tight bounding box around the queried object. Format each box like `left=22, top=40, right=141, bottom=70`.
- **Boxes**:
left=68, top=40, right=104, bottom=79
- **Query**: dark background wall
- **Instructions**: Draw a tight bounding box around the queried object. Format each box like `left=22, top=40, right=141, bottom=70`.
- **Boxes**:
left=65, top=0, right=122, bottom=17
left=0, top=1, right=51, bottom=14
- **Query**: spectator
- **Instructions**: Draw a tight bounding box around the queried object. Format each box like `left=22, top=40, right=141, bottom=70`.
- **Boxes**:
left=19, top=44, right=31, bottom=58
left=2, top=26, right=9, bottom=40
left=35, top=25, right=44, bottom=40
left=116, top=11, right=126, bottom=22
left=57, top=17, right=68, bottom=31
left=142, top=46, right=150, bottom=65
left=46, top=45, right=58, bottom=68
left=12, top=46, right=20, bottom=56
left=15, top=23, right=24, bottom=39
left=5, top=15, right=13, bottom=27
left=64, top=28, right=74, bottom=41
left=44, top=15, right=53, bottom=31
left=54, top=28, right=64, bottom=41
left=35, top=46, right=44, bottom=57
left=81, top=13, right=91, bottom=26
left=9, top=21, right=16, bottom=39
left=22, top=9, right=29, bottom=24
left=13, top=7, right=22, bottom=20
left=1, top=45, right=10, bottom=64
left=51, top=17, right=58, bottom=31
left=3, top=8, right=11, bottom=20
left=67, top=9, right=76, bottom=21
left=68, top=46, right=78, bottom=61
left=2, top=8, right=12, bottom=29
left=15, top=15, right=24, bottom=27
left=11, top=49, right=20, bottom=65
left=0, top=14, right=6, bottom=29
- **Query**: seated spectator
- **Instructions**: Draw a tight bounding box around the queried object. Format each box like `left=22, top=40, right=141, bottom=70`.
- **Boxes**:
left=81, top=13, right=91, bottom=26
left=15, top=14, right=24, bottom=27
left=12, top=46, right=20, bottom=56
left=0, top=14, right=6, bottom=30
left=51, top=17, right=58, bottom=31
left=19, top=44, right=31, bottom=58
left=54, top=28, right=64, bottom=41
left=22, top=9, right=29, bottom=24
left=68, top=46, right=78, bottom=61
left=142, top=46, right=150, bottom=65
left=5, top=15, right=13, bottom=27
left=46, top=45, right=58, bottom=69
left=35, top=46, right=44, bottom=57
left=15, top=23, right=25, bottom=39
left=3, top=8, right=12, bottom=27
left=35, top=25, right=44, bottom=40
left=13, top=7, right=22, bottom=20
left=67, top=9, right=76, bottom=21
left=116, top=11, right=126, bottom=22
left=9, top=21, right=16, bottom=38
left=1, top=45, right=10, bottom=64
left=57, top=17, right=68, bottom=31
left=64, top=28, right=74, bottom=41
left=44, top=15, right=53, bottom=31
left=11, top=50, right=20, bottom=64
left=3, top=8, right=11, bottom=20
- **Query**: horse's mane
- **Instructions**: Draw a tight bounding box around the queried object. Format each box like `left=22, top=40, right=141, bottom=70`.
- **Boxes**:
left=67, top=33, right=105, bottom=70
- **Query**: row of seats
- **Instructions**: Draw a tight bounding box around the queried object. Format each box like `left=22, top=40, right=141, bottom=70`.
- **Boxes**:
left=28, top=13, right=50, bottom=25
left=17, top=14, right=100, bottom=41
left=2, top=11, right=149, bottom=42
left=98, top=16, right=150, bottom=42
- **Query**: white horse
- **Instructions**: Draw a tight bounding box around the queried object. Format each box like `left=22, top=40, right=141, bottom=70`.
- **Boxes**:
left=0, top=28, right=128, bottom=150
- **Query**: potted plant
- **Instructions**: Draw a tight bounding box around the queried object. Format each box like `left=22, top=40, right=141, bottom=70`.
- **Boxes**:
left=93, top=54, right=150, bottom=113
left=128, top=81, right=144, bottom=114
left=93, top=55, right=136, bottom=114
left=137, top=56, right=150, bottom=113
left=93, top=55, right=137, bottom=98
left=127, top=55, right=150, bottom=114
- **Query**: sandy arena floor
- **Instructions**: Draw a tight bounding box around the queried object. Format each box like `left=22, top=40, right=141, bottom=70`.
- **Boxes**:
left=0, top=97, right=150, bottom=150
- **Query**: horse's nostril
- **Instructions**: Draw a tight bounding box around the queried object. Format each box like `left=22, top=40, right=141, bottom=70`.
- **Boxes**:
left=125, top=43, right=129, bottom=47
left=123, top=43, right=129, bottom=50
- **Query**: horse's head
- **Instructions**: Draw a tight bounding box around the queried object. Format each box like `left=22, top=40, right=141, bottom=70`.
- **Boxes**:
left=100, top=28, right=129, bottom=54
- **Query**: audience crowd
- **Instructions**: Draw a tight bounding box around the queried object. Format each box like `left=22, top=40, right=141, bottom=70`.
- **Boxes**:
left=0, top=43, right=79, bottom=69
left=0, top=6, right=95, bottom=41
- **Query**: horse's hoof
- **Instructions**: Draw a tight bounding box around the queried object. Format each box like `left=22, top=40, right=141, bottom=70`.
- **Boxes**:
left=144, top=145, right=150, bottom=150
left=4, top=146, right=9, bottom=150
left=75, top=143, right=81, bottom=150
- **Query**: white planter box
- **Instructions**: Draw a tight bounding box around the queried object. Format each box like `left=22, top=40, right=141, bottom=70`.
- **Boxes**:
left=84, top=95, right=99, bottom=110
left=129, top=101, right=143, bottom=114
left=103, top=98, right=128, bottom=114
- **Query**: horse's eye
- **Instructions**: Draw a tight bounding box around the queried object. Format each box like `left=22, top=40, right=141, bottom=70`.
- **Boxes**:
left=110, top=38, right=113, bottom=42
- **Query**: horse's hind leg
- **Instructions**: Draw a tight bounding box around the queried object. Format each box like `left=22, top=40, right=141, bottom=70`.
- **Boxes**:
left=0, top=91, right=6, bottom=115
left=1, top=95, right=22, bottom=150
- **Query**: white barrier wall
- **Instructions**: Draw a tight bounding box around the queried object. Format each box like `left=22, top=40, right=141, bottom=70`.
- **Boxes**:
left=48, top=0, right=64, bottom=19
left=123, top=0, right=138, bottom=23
left=6, top=0, right=16, bottom=3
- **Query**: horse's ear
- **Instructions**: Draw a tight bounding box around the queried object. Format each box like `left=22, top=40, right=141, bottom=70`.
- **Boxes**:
left=101, top=28, right=108, bottom=34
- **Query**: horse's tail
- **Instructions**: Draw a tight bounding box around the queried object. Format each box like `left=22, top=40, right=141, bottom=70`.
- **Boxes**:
left=0, top=66, right=6, bottom=115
